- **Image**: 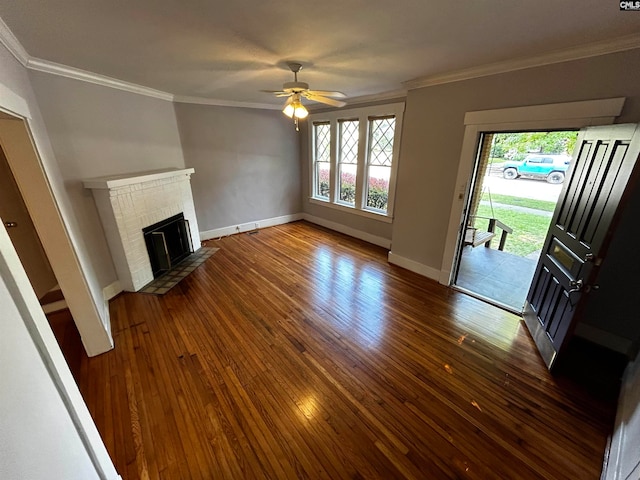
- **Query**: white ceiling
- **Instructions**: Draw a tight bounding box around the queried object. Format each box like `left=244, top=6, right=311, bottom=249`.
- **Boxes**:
left=0, top=1, right=639, bottom=107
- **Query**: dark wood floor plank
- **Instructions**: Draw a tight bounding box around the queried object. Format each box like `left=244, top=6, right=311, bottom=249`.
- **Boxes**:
left=62, top=221, right=615, bottom=479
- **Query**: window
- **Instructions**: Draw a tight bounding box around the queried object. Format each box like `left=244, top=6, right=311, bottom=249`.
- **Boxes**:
left=309, top=103, right=404, bottom=221
left=313, top=122, right=331, bottom=199
left=366, top=116, right=395, bottom=212
left=338, top=119, right=359, bottom=206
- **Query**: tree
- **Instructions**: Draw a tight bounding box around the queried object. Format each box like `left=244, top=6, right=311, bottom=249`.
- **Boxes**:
left=491, top=131, right=578, bottom=160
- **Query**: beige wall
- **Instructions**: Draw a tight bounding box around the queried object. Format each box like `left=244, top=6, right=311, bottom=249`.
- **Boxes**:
left=392, top=48, right=640, bottom=271
left=174, top=102, right=300, bottom=233
left=28, top=71, right=186, bottom=288
left=0, top=42, right=113, bottom=355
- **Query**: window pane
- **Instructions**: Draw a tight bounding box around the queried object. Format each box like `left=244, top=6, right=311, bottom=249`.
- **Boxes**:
left=316, top=162, right=330, bottom=199
left=339, top=164, right=357, bottom=205
left=368, top=117, right=396, bottom=166
left=339, top=120, right=359, bottom=205
left=314, top=122, right=331, bottom=199
left=366, top=165, right=390, bottom=211
left=366, top=117, right=396, bottom=213
left=315, top=123, right=330, bottom=162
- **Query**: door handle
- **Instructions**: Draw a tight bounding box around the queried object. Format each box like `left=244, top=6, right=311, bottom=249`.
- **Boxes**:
left=3, top=221, right=17, bottom=228
left=568, top=279, right=583, bottom=294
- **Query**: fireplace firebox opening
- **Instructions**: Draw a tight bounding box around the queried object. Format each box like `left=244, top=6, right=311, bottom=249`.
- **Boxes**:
left=143, top=213, right=193, bottom=278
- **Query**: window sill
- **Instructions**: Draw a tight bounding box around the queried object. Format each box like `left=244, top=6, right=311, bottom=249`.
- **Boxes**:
left=308, top=197, right=393, bottom=223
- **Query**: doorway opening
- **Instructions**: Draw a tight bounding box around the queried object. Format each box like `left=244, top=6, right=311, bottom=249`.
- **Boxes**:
left=452, top=130, right=578, bottom=313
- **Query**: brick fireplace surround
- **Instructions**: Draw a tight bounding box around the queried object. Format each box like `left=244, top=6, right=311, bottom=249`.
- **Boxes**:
left=84, top=168, right=200, bottom=292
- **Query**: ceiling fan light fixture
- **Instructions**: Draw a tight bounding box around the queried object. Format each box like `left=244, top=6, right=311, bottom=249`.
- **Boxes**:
left=282, top=102, right=295, bottom=118
left=282, top=94, right=308, bottom=119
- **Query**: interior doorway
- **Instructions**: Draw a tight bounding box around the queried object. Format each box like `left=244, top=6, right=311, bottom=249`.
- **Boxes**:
left=452, top=130, right=578, bottom=312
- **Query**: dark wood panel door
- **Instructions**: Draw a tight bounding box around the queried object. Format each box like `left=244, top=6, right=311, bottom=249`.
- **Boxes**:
left=523, top=124, right=640, bottom=369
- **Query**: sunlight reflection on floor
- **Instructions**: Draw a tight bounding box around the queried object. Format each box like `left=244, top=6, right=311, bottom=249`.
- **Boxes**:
left=449, top=292, right=522, bottom=352
left=312, top=246, right=387, bottom=348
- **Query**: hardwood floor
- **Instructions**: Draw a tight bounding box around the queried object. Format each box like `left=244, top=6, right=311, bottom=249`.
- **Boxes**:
left=73, top=221, right=615, bottom=479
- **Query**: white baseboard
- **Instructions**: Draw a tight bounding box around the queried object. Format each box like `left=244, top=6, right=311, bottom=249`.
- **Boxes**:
left=439, top=269, right=453, bottom=286
left=301, top=213, right=392, bottom=249
left=574, top=323, right=632, bottom=356
left=198, top=211, right=392, bottom=250
left=387, top=251, right=441, bottom=281
left=103, top=280, right=123, bottom=302
left=199, top=213, right=303, bottom=241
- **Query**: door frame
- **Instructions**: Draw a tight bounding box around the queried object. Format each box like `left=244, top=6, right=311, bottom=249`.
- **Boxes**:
left=0, top=81, right=113, bottom=356
left=440, top=98, right=626, bottom=287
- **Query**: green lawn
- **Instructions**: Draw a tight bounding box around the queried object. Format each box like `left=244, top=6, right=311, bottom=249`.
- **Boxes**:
left=487, top=194, right=557, bottom=212
left=474, top=194, right=555, bottom=257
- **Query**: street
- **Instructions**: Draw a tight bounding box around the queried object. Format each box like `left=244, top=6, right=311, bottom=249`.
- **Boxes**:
left=482, top=174, right=562, bottom=202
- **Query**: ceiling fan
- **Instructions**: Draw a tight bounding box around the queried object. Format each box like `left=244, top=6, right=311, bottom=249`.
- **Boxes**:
left=264, top=62, right=347, bottom=130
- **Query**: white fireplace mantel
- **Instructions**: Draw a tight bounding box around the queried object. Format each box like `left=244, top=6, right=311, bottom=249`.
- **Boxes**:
left=84, top=168, right=200, bottom=292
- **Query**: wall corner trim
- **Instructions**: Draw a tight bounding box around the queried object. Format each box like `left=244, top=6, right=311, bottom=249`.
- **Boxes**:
left=103, top=281, right=123, bottom=302
left=387, top=252, right=441, bottom=281
left=0, top=16, right=29, bottom=66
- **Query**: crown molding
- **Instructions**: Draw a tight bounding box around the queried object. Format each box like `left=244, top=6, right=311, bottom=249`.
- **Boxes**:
left=0, top=16, right=29, bottom=66
left=404, top=33, right=640, bottom=91
left=27, top=58, right=174, bottom=101
left=341, top=88, right=408, bottom=107
left=307, top=88, right=407, bottom=113
left=173, top=95, right=281, bottom=110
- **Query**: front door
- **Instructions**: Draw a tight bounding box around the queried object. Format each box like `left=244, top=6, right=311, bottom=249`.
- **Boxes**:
left=523, top=124, right=640, bottom=369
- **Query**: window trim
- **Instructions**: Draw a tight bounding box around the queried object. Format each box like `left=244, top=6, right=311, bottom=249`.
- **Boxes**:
left=308, top=102, right=404, bottom=221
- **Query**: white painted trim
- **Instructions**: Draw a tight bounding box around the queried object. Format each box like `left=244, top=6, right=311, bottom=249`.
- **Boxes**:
left=404, top=33, right=640, bottom=90
left=174, top=95, right=282, bottom=110
left=307, top=102, right=405, bottom=223
left=200, top=213, right=303, bottom=241
left=309, top=89, right=408, bottom=111
left=102, top=280, right=122, bottom=302
left=440, top=98, right=624, bottom=288
left=27, top=58, right=174, bottom=101
left=83, top=167, right=194, bottom=189
left=387, top=251, right=441, bottom=281
left=464, top=98, right=625, bottom=125
left=2, top=11, right=638, bottom=111
left=308, top=102, right=406, bottom=123
left=574, top=323, right=632, bottom=356
left=0, top=80, right=31, bottom=119
left=0, top=221, right=120, bottom=479
left=302, top=213, right=391, bottom=249
left=0, top=118, right=114, bottom=356
left=0, top=15, right=29, bottom=66
left=308, top=197, right=393, bottom=223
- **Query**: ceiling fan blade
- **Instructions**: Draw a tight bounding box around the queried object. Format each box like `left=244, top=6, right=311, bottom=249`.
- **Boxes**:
left=303, top=92, right=347, bottom=108
left=306, top=90, right=346, bottom=98
left=260, top=89, right=291, bottom=96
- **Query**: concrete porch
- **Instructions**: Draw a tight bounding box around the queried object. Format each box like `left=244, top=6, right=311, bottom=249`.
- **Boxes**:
left=455, top=245, right=538, bottom=312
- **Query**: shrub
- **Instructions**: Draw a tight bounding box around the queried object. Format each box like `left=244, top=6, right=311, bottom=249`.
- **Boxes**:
left=340, top=171, right=356, bottom=203
left=317, top=170, right=390, bottom=211
left=367, top=177, right=389, bottom=210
